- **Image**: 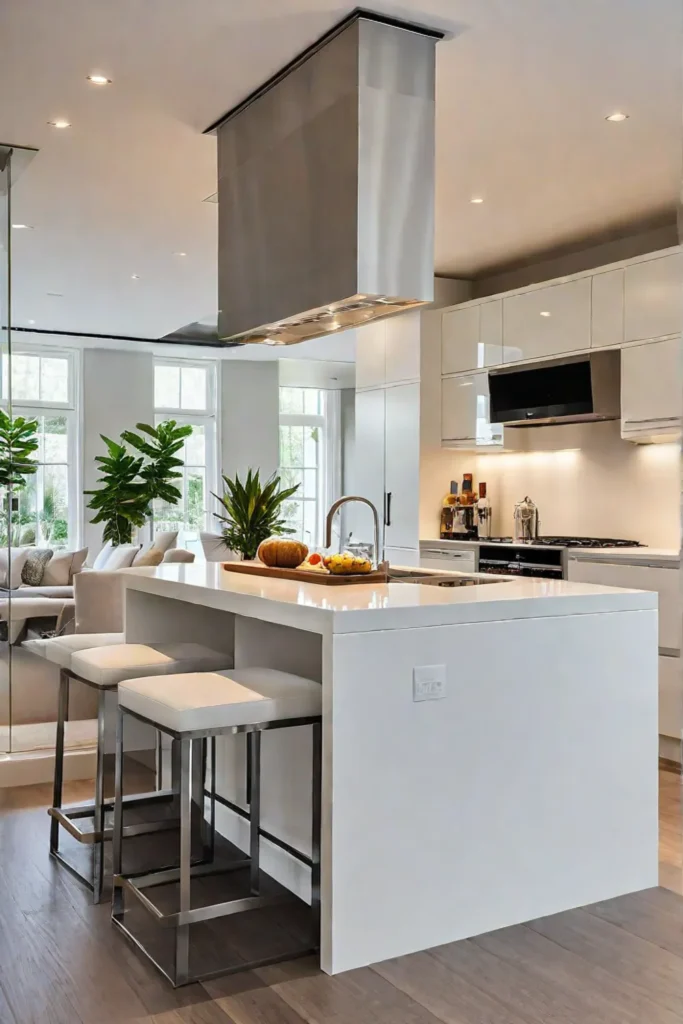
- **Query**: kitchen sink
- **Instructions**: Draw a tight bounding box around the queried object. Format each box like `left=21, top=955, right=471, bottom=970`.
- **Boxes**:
left=387, top=568, right=507, bottom=587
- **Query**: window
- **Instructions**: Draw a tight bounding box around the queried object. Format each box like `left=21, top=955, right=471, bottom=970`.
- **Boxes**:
left=1, top=349, right=78, bottom=548
left=279, top=387, right=341, bottom=549
left=153, top=359, right=217, bottom=555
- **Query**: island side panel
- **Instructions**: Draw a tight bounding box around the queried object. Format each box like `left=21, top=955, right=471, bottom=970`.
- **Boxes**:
left=324, top=608, right=658, bottom=975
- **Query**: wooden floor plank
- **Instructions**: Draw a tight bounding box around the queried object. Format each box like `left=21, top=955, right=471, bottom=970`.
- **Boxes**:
left=481, top=917, right=682, bottom=1024
left=372, top=949, right=535, bottom=1024
left=202, top=970, right=308, bottom=1024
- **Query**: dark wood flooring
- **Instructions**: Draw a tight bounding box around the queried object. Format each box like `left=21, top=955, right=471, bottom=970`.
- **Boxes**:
left=0, top=771, right=681, bottom=1024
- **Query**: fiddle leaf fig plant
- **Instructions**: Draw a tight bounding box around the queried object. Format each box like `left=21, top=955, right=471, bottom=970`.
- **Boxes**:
left=212, top=469, right=299, bottom=561
left=84, top=436, right=149, bottom=545
left=121, top=420, right=193, bottom=505
left=0, top=410, right=39, bottom=490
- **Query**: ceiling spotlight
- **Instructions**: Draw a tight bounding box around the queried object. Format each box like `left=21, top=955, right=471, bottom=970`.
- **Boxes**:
left=172, top=251, right=187, bottom=257
left=540, top=311, right=551, bottom=317
left=12, top=224, right=33, bottom=230
left=605, top=112, right=628, bottom=122
left=47, top=119, right=71, bottom=129
left=131, top=274, right=140, bottom=280
left=470, top=197, right=484, bottom=204
left=46, top=291, right=63, bottom=297
left=87, top=74, right=112, bottom=85
left=28, top=319, right=35, bottom=325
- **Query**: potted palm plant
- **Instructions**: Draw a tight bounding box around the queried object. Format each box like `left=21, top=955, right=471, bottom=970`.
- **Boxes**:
left=212, top=469, right=300, bottom=561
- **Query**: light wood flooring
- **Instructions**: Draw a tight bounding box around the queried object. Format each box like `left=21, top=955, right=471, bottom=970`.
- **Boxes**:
left=0, top=769, right=681, bottom=1024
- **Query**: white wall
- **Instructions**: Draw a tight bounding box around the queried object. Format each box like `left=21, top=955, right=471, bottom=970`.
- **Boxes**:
left=82, top=348, right=154, bottom=558
left=423, top=421, right=680, bottom=548
left=279, top=358, right=355, bottom=389
left=220, top=361, right=280, bottom=482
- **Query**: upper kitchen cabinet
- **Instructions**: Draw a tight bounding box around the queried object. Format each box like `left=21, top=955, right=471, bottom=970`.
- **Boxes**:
left=591, top=269, right=624, bottom=349
left=624, top=252, right=683, bottom=343
left=503, top=278, right=591, bottom=363
left=442, top=300, right=503, bottom=375
left=441, top=371, right=504, bottom=450
left=385, top=310, right=421, bottom=385
left=355, top=320, right=386, bottom=390
left=621, top=336, right=681, bottom=442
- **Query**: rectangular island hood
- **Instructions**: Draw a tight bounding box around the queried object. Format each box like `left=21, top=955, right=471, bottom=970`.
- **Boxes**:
left=206, top=9, right=443, bottom=346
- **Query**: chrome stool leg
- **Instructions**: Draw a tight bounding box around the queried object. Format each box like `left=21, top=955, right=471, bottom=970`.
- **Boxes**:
left=92, top=688, right=108, bottom=904
left=175, top=737, right=193, bottom=987
left=112, top=706, right=125, bottom=920
left=50, top=669, right=70, bottom=856
left=249, top=730, right=261, bottom=895
left=310, top=720, right=322, bottom=948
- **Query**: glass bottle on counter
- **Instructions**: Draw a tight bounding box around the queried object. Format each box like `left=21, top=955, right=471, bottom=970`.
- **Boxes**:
left=476, top=482, right=492, bottom=539
left=461, top=473, right=474, bottom=505
left=440, top=482, right=459, bottom=538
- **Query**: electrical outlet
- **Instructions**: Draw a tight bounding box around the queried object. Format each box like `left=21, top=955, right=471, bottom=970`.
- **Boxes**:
left=413, top=664, right=446, bottom=702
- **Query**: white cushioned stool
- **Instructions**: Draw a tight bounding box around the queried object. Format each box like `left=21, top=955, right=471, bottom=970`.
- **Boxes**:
left=112, top=667, right=322, bottom=987
left=26, top=635, right=233, bottom=903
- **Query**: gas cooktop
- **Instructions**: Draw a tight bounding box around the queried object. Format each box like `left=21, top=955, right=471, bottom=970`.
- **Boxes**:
left=484, top=537, right=644, bottom=549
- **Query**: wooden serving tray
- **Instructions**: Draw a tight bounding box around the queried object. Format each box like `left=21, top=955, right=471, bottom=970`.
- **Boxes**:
left=222, top=561, right=388, bottom=586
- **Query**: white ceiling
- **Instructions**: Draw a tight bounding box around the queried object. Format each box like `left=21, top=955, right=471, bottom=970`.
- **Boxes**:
left=0, top=0, right=680, bottom=352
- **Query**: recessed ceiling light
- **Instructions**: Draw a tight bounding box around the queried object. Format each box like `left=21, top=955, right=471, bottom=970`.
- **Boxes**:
left=470, top=197, right=484, bottom=204
left=87, top=74, right=112, bottom=86
left=605, top=112, right=628, bottom=122
left=46, top=291, right=63, bottom=297
left=12, top=223, right=33, bottom=230
left=173, top=251, right=187, bottom=257
left=47, top=119, right=71, bottom=129
left=27, top=319, right=35, bottom=325
left=540, top=311, right=551, bottom=317
left=131, top=274, right=140, bottom=280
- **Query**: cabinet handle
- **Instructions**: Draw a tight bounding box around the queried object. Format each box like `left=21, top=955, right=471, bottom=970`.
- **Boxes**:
left=386, top=491, right=392, bottom=527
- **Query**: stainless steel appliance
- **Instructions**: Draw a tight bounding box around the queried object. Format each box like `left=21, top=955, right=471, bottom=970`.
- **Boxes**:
left=209, top=10, right=443, bottom=346
left=489, top=350, right=620, bottom=427
left=478, top=536, right=644, bottom=579
left=513, top=496, right=539, bottom=543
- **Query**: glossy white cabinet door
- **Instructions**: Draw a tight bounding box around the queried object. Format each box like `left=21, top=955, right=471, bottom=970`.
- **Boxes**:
left=385, top=383, right=420, bottom=551
left=624, top=253, right=683, bottom=342
left=503, top=277, right=591, bottom=363
left=420, top=549, right=477, bottom=573
left=480, top=300, right=503, bottom=364
left=441, top=305, right=480, bottom=374
left=386, top=546, right=420, bottom=567
left=567, top=557, right=681, bottom=650
left=658, top=654, right=682, bottom=739
left=591, top=269, right=624, bottom=349
left=355, top=321, right=387, bottom=390
left=385, top=310, right=421, bottom=384
left=621, top=337, right=681, bottom=436
left=350, top=389, right=386, bottom=549
left=441, top=372, right=504, bottom=448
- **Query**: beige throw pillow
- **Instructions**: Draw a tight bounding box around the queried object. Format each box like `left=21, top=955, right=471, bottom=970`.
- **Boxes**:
left=42, top=547, right=89, bottom=587
left=132, top=547, right=164, bottom=567
left=104, top=544, right=141, bottom=571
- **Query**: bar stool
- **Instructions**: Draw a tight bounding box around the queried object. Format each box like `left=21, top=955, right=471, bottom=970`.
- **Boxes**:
left=26, top=636, right=233, bottom=902
left=112, top=667, right=322, bottom=987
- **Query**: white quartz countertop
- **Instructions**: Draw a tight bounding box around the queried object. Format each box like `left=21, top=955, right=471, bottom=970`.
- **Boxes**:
left=123, top=562, right=656, bottom=636
left=566, top=547, right=680, bottom=566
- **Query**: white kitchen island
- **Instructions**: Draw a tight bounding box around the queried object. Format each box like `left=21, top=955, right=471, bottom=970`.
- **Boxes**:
left=122, top=563, right=658, bottom=975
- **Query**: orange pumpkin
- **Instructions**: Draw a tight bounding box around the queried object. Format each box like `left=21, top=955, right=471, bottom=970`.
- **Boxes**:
left=257, top=538, right=308, bottom=569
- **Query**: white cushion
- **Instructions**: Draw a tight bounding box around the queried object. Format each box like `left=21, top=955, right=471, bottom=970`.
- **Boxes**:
left=42, top=547, right=88, bottom=586
left=22, top=632, right=125, bottom=669
left=93, top=541, right=113, bottom=570
left=103, top=544, right=140, bottom=571
left=118, top=667, right=321, bottom=733
left=71, top=642, right=233, bottom=688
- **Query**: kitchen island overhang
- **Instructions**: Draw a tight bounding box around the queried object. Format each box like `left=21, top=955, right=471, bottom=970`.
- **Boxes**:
left=122, top=564, right=659, bottom=975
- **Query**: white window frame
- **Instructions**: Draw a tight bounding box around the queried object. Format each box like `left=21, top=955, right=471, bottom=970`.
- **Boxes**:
left=0, top=345, right=80, bottom=548
left=279, top=387, right=342, bottom=549
left=153, top=358, right=219, bottom=546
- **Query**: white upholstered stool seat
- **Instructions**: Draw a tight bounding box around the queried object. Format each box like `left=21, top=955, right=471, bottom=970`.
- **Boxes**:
left=70, top=642, right=232, bottom=689
left=118, top=667, right=322, bottom=733
left=23, top=632, right=125, bottom=669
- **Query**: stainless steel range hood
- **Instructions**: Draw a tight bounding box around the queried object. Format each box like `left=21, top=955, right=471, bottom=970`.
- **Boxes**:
left=206, top=9, right=443, bottom=346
